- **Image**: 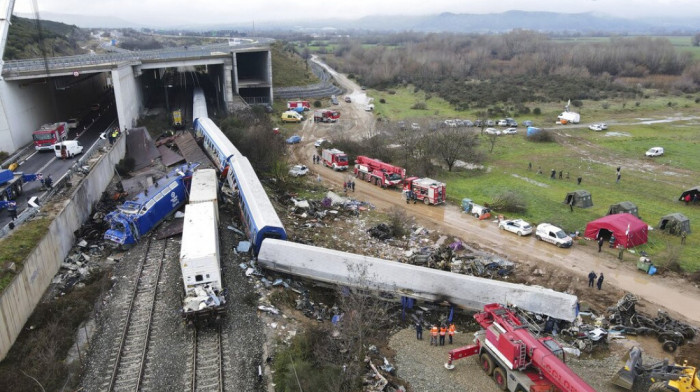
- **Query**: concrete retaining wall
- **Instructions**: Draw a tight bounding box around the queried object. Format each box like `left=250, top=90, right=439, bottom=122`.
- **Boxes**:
left=258, top=239, right=579, bottom=321
left=0, top=136, right=126, bottom=360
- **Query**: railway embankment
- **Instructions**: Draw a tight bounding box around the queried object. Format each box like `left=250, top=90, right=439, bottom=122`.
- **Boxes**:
left=0, top=136, right=126, bottom=360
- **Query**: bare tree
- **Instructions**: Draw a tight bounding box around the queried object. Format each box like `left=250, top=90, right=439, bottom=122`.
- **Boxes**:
left=487, top=133, right=499, bottom=153
left=430, top=128, right=479, bottom=171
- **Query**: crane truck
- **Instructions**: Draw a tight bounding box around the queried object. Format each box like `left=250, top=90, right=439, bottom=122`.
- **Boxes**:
left=354, top=156, right=405, bottom=188
left=445, top=303, right=595, bottom=392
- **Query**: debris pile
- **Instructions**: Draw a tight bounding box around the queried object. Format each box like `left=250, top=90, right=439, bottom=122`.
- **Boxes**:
left=182, top=285, right=225, bottom=313
left=52, top=239, right=104, bottom=293
left=607, top=294, right=697, bottom=352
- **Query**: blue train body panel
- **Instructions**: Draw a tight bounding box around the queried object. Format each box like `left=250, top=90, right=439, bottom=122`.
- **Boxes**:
left=229, top=156, right=287, bottom=254
left=104, top=163, right=198, bottom=245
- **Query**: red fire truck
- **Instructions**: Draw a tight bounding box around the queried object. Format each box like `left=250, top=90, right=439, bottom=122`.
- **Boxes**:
left=445, top=303, right=595, bottom=392
left=403, top=177, right=446, bottom=205
left=322, top=148, right=349, bottom=171
left=287, top=100, right=310, bottom=111
left=313, top=110, right=340, bottom=123
left=354, top=156, right=405, bottom=188
left=32, top=122, right=69, bottom=151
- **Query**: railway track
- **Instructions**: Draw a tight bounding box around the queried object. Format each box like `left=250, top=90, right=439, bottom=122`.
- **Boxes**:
left=105, top=238, right=167, bottom=392
left=190, top=325, right=224, bottom=392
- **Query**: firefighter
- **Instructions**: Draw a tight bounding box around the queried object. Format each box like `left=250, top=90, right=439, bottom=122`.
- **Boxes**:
left=448, top=323, right=456, bottom=344
left=430, top=325, right=438, bottom=346
left=7, top=201, right=18, bottom=221
left=439, top=324, right=447, bottom=346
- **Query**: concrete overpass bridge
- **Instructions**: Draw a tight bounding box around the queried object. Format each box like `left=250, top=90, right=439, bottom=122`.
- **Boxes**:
left=0, top=38, right=275, bottom=153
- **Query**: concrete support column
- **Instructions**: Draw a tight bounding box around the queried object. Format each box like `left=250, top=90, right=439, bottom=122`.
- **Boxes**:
left=112, top=65, right=143, bottom=130
left=223, top=63, right=235, bottom=113
left=267, top=50, right=273, bottom=104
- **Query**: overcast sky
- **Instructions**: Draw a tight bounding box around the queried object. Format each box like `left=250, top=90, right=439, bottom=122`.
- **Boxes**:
left=12, top=0, right=700, bottom=26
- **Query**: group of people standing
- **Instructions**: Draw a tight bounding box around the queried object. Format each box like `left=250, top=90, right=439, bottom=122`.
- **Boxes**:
left=312, top=154, right=321, bottom=164
left=343, top=179, right=355, bottom=193
left=588, top=271, right=604, bottom=290
left=415, top=322, right=456, bottom=346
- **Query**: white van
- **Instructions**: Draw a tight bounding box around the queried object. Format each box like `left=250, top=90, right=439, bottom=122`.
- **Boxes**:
left=645, top=147, right=664, bottom=157
left=535, top=223, right=573, bottom=248
left=53, top=140, right=84, bottom=158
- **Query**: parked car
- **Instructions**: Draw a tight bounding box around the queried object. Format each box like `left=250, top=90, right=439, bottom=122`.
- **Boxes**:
left=505, top=118, right=518, bottom=127
left=454, top=119, right=464, bottom=127
left=499, top=219, right=533, bottom=236
left=397, top=121, right=406, bottom=130
left=522, top=120, right=533, bottom=127
left=502, top=128, right=518, bottom=135
left=331, top=95, right=339, bottom=105
left=463, top=120, right=474, bottom=127
left=444, top=119, right=457, bottom=128
left=497, top=119, right=508, bottom=126
left=286, top=135, right=301, bottom=144
left=344, top=96, right=352, bottom=103
left=535, top=223, right=573, bottom=248
left=289, top=164, right=309, bottom=177
left=411, top=122, right=421, bottom=130
left=365, top=104, right=375, bottom=111
left=645, top=147, right=664, bottom=157
left=474, top=119, right=483, bottom=127
left=588, top=123, right=608, bottom=131
left=67, top=118, right=79, bottom=130
left=486, top=119, right=495, bottom=126
left=314, top=138, right=327, bottom=147
left=484, top=128, right=501, bottom=136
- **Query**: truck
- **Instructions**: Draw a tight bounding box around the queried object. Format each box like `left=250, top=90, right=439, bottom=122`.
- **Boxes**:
left=354, top=156, right=405, bottom=188
left=0, top=169, right=40, bottom=208
left=403, top=177, right=446, bottom=205
left=104, top=163, right=198, bottom=247
left=557, top=99, right=580, bottom=124
left=287, top=100, right=310, bottom=111
left=32, top=122, right=69, bottom=151
left=322, top=148, right=349, bottom=171
left=172, top=109, right=183, bottom=129
left=445, top=303, right=595, bottom=392
left=313, top=110, right=340, bottom=123
left=612, top=347, right=699, bottom=392
left=281, top=111, right=303, bottom=123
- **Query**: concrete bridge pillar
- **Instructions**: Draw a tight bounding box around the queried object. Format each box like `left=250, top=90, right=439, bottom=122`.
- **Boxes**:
left=223, top=63, right=235, bottom=113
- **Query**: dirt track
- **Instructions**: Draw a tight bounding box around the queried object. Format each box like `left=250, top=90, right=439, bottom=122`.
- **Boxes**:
left=291, top=58, right=700, bottom=328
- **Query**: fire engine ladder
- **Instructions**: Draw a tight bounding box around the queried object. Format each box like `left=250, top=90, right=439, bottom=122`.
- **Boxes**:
left=515, top=340, right=529, bottom=370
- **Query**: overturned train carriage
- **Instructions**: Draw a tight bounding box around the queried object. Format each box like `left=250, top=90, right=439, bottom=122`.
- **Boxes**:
left=258, top=239, right=579, bottom=322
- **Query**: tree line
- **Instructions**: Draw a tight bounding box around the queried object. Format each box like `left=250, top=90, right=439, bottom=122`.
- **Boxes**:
left=307, top=31, right=699, bottom=107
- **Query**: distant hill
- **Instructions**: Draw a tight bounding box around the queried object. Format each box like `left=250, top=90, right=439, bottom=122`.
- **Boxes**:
left=5, top=15, right=89, bottom=60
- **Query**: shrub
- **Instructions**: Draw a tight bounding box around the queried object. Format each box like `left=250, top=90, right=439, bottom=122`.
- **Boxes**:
left=387, top=207, right=409, bottom=238
left=527, top=130, right=555, bottom=143
left=387, top=90, right=396, bottom=95
left=601, top=102, right=610, bottom=109
left=635, top=101, right=641, bottom=107
left=313, top=100, right=322, bottom=108
left=411, top=102, right=427, bottom=110
left=572, top=100, right=583, bottom=108
left=489, top=191, right=527, bottom=213
left=533, top=107, right=541, bottom=115
left=379, top=98, right=386, bottom=104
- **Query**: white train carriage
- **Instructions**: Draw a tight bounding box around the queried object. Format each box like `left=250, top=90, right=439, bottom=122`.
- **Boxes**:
left=228, top=156, right=287, bottom=254
left=181, top=201, right=225, bottom=320
left=192, top=87, right=208, bottom=123
left=189, top=168, right=219, bottom=222
left=193, top=117, right=241, bottom=174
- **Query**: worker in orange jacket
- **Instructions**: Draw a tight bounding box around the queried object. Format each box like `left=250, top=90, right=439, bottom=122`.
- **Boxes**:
left=430, top=325, right=439, bottom=346
left=448, top=323, right=456, bottom=344
left=439, top=325, right=447, bottom=346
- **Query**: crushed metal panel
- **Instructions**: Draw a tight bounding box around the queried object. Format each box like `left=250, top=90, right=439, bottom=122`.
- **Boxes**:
left=175, top=132, right=214, bottom=169
left=157, top=145, right=185, bottom=167
left=125, top=127, right=161, bottom=170
left=258, top=239, right=579, bottom=321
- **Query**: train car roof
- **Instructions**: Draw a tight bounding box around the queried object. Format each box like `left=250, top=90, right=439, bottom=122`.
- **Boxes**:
left=189, top=169, right=218, bottom=204
left=192, top=87, right=208, bottom=123
left=231, top=156, right=285, bottom=229
left=195, top=117, right=241, bottom=159
left=181, top=202, right=219, bottom=261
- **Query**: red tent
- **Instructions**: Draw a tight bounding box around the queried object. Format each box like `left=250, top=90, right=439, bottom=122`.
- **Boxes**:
left=584, top=213, right=648, bottom=248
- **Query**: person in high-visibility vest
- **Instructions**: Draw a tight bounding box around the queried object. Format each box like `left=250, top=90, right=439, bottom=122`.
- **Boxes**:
left=439, top=325, right=447, bottom=346
left=430, top=325, right=439, bottom=346
left=448, top=323, right=456, bottom=344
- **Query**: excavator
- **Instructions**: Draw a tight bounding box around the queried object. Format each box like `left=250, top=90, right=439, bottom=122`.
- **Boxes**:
left=612, top=347, right=699, bottom=392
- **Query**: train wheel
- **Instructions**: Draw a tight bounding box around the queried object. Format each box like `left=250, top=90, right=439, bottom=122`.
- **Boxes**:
left=479, top=353, right=495, bottom=376
left=493, top=367, right=507, bottom=391
left=662, top=340, right=678, bottom=353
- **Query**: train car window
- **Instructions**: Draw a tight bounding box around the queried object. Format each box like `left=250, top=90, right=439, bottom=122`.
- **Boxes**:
left=195, top=275, right=203, bottom=282
left=153, top=192, right=164, bottom=202
left=160, top=188, right=169, bottom=197
left=145, top=199, right=156, bottom=210
left=169, top=182, right=178, bottom=190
